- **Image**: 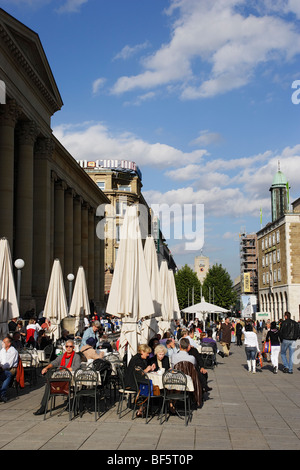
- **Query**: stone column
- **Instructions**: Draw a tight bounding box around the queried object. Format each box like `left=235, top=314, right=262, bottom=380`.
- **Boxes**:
left=73, top=195, right=82, bottom=274
left=81, top=202, right=89, bottom=283
left=32, top=137, right=55, bottom=312
left=54, top=180, right=67, bottom=272
left=88, top=207, right=95, bottom=299
left=14, top=120, right=39, bottom=307
left=0, top=99, right=21, bottom=248
left=64, top=188, right=75, bottom=283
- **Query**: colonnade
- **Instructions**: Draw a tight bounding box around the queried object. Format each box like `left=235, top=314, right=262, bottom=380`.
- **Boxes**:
left=0, top=98, right=105, bottom=313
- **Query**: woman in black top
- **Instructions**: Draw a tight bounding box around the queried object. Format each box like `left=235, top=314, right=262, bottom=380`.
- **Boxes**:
left=266, top=321, right=281, bottom=374
left=124, top=344, right=155, bottom=390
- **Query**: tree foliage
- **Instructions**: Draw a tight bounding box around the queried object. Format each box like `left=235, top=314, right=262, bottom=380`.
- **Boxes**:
left=174, top=264, right=202, bottom=311
left=202, top=263, right=237, bottom=310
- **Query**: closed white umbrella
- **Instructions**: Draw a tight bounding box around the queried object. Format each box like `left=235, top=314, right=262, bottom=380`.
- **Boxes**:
left=0, top=238, right=19, bottom=339
left=43, top=259, right=68, bottom=342
left=106, top=204, right=155, bottom=362
left=168, top=268, right=180, bottom=323
left=157, top=260, right=172, bottom=336
left=69, top=266, right=91, bottom=335
left=144, top=236, right=161, bottom=317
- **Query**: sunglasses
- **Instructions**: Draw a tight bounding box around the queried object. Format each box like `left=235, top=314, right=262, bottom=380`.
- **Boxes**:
left=66, top=345, right=74, bottom=348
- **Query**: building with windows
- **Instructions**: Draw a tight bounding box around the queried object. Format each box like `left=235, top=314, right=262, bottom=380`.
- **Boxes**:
left=194, top=254, right=209, bottom=283
left=0, top=9, right=110, bottom=313
left=257, top=168, right=300, bottom=321
left=239, top=231, right=258, bottom=297
left=79, top=160, right=177, bottom=299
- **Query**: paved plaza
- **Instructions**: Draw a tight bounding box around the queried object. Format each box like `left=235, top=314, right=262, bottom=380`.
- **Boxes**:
left=1, top=336, right=300, bottom=452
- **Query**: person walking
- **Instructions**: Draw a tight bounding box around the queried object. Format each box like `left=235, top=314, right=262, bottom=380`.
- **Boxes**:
left=279, top=312, right=300, bottom=374
left=217, top=317, right=233, bottom=357
left=243, top=323, right=260, bottom=373
left=266, top=321, right=280, bottom=374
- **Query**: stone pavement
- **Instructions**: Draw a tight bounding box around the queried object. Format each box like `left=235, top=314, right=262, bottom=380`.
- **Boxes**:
left=1, top=337, right=300, bottom=452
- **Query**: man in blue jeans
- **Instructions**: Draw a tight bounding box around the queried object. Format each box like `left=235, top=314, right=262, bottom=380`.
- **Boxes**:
left=279, top=312, right=300, bottom=374
left=0, top=336, right=19, bottom=402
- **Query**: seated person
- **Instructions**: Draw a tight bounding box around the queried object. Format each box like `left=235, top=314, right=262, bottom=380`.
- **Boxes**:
left=56, top=329, right=73, bottom=346
left=81, top=337, right=104, bottom=361
left=201, top=329, right=217, bottom=353
left=36, top=330, right=52, bottom=351
left=124, top=344, right=156, bottom=391
left=98, top=334, right=113, bottom=352
left=188, top=344, right=212, bottom=393
left=34, top=340, right=81, bottom=416
left=0, top=336, right=19, bottom=402
left=149, top=344, right=170, bottom=371
left=148, top=337, right=160, bottom=359
left=171, top=338, right=196, bottom=368
left=25, top=319, right=41, bottom=347
left=80, top=321, right=102, bottom=350
left=165, top=338, right=179, bottom=359
left=11, top=332, right=23, bottom=352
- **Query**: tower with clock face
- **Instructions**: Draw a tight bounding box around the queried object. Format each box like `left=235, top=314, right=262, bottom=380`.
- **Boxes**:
left=194, top=255, right=209, bottom=283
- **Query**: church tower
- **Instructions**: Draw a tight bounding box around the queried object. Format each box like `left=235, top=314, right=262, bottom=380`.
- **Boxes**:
left=269, top=162, right=289, bottom=222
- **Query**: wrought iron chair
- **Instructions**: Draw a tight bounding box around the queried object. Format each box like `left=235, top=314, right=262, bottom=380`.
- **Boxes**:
left=116, top=364, right=136, bottom=418
left=39, top=344, right=54, bottom=368
left=72, top=367, right=106, bottom=421
left=44, top=367, right=73, bottom=420
left=160, top=369, right=191, bottom=426
left=105, top=353, right=123, bottom=402
left=200, top=343, right=217, bottom=369
left=132, top=366, right=161, bottom=423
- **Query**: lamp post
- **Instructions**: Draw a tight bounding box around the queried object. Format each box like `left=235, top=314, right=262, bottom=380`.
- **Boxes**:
left=14, top=259, right=25, bottom=309
left=67, top=273, right=75, bottom=312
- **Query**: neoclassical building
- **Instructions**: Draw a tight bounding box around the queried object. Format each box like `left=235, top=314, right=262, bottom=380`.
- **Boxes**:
left=0, top=9, right=110, bottom=313
left=257, top=168, right=300, bottom=321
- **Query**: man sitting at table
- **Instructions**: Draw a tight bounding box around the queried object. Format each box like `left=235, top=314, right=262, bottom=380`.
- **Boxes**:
left=0, top=336, right=19, bottom=402
left=80, top=321, right=102, bottom=350
left=171, top=338, right=196, bottom=368
left=33, top=340, right=81, bottom=416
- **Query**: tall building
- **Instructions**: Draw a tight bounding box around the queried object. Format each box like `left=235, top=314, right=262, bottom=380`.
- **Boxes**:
left=0, top=9, right=110, bottom=313
left=239, top=231, right=258, bottom=296
left=257, top=167, right=300, bottom=321
left=79, top=160, right=177, bottom=300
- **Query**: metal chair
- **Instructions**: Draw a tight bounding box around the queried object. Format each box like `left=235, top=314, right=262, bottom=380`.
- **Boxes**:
left=20, top=349, right=37, bottom=387
left=160, top=369, right=191, bottom=426
left=132, top=366, right=161, bottom=423
left=116, top=365, right=136, bottom=418
left=72, top=367, right=106, bottom=421
left=39, top=344, right=54, bottom=368
left=44, top=367, right=73, bottom=420
left=105, top=353, right=123, bottom=402
left=200, top=344, right=217, bottom=369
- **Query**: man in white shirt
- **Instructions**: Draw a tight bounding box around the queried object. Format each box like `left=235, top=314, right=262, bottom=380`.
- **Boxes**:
left=0, top=336, right=19, bottom=402
left=171, top=338, right=196, bottom=367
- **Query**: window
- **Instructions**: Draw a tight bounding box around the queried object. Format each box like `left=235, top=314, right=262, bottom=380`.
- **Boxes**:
left=269, top=235, right=272, bottom=246
left=262, top=239, right=265, bottom=250
left=276, top=230, right=280, bottom=243
left=262, top=256, right=265, bottom=267
left=277, top=249, right=280, bottom=262
left=272, top=233, right=276, bottom=245
left=273, top=250, right=276, bottom=263
left=277, top=268, right=281, bottom=281
left=266, top=272, right=269, bottom=284
left=266, top=255, right=268, bottom=266
left=269, top=253, right=272, bottom=265
left=273, top=270, right=277, bottom=282
left=115, top=224, right=121, bottom=243
left=263, top=273, right=265, bottom=285
left=97, top=181, right=105, bottom=190
left=118, top=184, right=131, bottom=192
left=116, top=199, right=127, bottom=216
left=265, top=237, right=268, bottom=249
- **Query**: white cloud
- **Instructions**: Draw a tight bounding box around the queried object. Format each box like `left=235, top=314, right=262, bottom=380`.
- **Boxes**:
left=56, top=0, right=88, bottom=14
left=190, top=130, right=224, bottom=147
left=92, top=78, right=106, bottom=95
left=110, top=0, right=300, bottom=99
left=53, top=121, right=208, bottom=169
left=113, top=41, right=151, bottom=61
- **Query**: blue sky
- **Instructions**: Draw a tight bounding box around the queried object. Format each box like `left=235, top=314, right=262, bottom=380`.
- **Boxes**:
left=3, top=0, right=300, bottom=281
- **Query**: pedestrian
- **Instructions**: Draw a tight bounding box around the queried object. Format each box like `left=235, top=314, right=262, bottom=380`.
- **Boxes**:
left=235, top=320, right=243, bottom=346
left=243, top=323, right=260, bottom=373
left=279, top=312, right=300, bottom=374
left=262, top=321, right=271, bottom=362
left=266, top=321, right=280, bottom=374
left=217, top=317, right=233, bottom=357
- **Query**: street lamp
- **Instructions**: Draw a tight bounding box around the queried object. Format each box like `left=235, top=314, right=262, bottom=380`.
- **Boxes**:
left=67, top=273, right=75, bottom=312
left=14, top=258, right=25, bottom=309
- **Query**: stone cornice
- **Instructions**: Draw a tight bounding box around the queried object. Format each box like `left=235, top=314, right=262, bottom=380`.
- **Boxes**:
left=0, top=23, right=62, bottom=114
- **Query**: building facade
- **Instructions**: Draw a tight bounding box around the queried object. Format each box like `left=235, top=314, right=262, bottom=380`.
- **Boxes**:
left=257, top=169, right=300, bottom=321
left=194, top=254, right=209, bottom=283
left=239, top=231, right=258, bottom=297
left=0, top=9, right=110, bottom=313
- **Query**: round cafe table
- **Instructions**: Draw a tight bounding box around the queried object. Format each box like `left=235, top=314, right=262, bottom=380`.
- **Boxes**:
left=147, top=370, right=194, bottom=392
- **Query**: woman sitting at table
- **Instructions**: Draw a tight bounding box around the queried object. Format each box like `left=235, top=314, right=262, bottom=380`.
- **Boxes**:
left=124, top=344, right=155, bottom=391
left=149, top=344, right=170, bottom=371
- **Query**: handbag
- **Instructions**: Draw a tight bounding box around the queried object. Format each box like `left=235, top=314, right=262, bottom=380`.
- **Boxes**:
left=263, top=340, right=271, bottom=354
left=256, top=352, right=263, bottom=368
left=50, top=380, right=70, bottom=395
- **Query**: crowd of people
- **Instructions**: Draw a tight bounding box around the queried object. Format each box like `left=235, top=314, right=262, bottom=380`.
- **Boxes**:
left=0, top=309, right=299, bottom=411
